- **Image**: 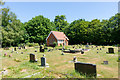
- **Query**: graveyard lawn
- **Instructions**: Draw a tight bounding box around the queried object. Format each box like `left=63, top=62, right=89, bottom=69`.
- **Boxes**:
left=0, top=45, right=119, bottom=78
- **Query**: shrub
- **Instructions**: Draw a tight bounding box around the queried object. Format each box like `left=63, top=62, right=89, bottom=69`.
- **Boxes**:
left=53, top=42, right=57, bottom=47
left=26, top=42, right=34, bottom=47
left=60, top=44, right=62, bottom=47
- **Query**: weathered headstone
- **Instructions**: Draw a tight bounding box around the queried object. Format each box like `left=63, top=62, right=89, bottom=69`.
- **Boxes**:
left=35, top=50, right=37, bottom=52
left=81, top=50, right=84, bottom=54
left=86, top=44, right=89, bottom=49
left=108, top=48, right=114, bottom=53
left=61, top=52, right=64, bottom=55
left=14, top=47, right=16, bottom=51
left=21, top=52, right=23, bottom=54
left=18, top=47, right=21, bottom=49
left=41, top=55, right=46, bottom=66
left=30, top=53, right=37, bottom=62
left=23, top=46, right=25, bottom=49
left=97, top=49, right=99, bottom=50
left=103, top=61, right=108, bottom=64
left=40, top=46, right=42, bottom=52
left=73, top=56, right=77, bottom=62
left=73, top=46, right=75, bottom=48
left=74, top=62, right=96, bottom=77
left=100, top=48, right=102, bottom=50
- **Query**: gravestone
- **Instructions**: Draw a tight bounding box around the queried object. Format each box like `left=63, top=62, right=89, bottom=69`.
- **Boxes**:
left=40, top=46, right=42, bottom=52
left=41, top=55, right=46, bottom=66
left=14, top=47, right=16, bottom=51
left=97, top=52, right=98, bottom=53
left=30, top=53, right=37, bottom=62
left=74, top=62, right=96, bottom=77
left=73, top=56, right=77, bottom=62
left=18, top=47, right=21, bottom=49
left=86, top=45, right=89, bottom=48
left=118, top=47, right=120, bottom=52
left=100, top=48, right=102, bottom=50
left=9, top=54, right=12, bottom=57
left=35, top=50, right=37, bottom=52
left=61, top=52, right=64, bottom=55
left=81, top=50, right=84, bottom=54
left=97, top=49, right=99, bottom=50
left=21, top=52, right=23, bottom=54
left=108, top=48, right=114, bottom=53
left=23, top=46, right=25, bottom=49
left=103, top=61, right=108, bottom=64
left=73, top=46, right=75, bottom=48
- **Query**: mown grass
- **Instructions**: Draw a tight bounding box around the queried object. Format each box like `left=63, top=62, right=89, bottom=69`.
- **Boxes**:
left=1, top=45, right=119, bottom=78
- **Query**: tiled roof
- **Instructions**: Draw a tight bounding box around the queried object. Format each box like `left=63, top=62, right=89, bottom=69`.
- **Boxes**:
left=51, top=31, right=69, bottom=40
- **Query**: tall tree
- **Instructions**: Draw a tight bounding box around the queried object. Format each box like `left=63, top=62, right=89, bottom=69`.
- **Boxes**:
left=54, top=15, right=69, bottom=32
left=1, top=7, right=25, bottom=47
left=24, top=15, right=56, bottom=45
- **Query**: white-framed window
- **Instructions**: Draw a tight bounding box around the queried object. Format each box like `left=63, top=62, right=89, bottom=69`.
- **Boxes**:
left=58, top=40, right=64, bottom=43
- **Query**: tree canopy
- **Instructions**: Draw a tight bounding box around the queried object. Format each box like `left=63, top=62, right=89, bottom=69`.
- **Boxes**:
left=24, top=15, right=56, bottom=45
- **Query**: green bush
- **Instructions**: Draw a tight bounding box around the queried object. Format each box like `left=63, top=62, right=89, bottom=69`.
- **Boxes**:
left=26, top=42, right=34, bottom=47
left=34, top=43, right=39, bottom=46
left=60, top=44, right=62, bottom=47
left=53, top=42, right=57, bottom=47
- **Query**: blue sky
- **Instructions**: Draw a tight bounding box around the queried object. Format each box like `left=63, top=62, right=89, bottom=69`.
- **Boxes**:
left=3, top=2, right=118, bottom=23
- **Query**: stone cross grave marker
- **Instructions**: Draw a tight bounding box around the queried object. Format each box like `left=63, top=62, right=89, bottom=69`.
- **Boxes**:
left=41, top=55, right=46, bottom=66
left=30, top=53, right=37, bottom=62
left=74, top=62, right=97, bottom=78
left=108, top=48, right=114, bottom=53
